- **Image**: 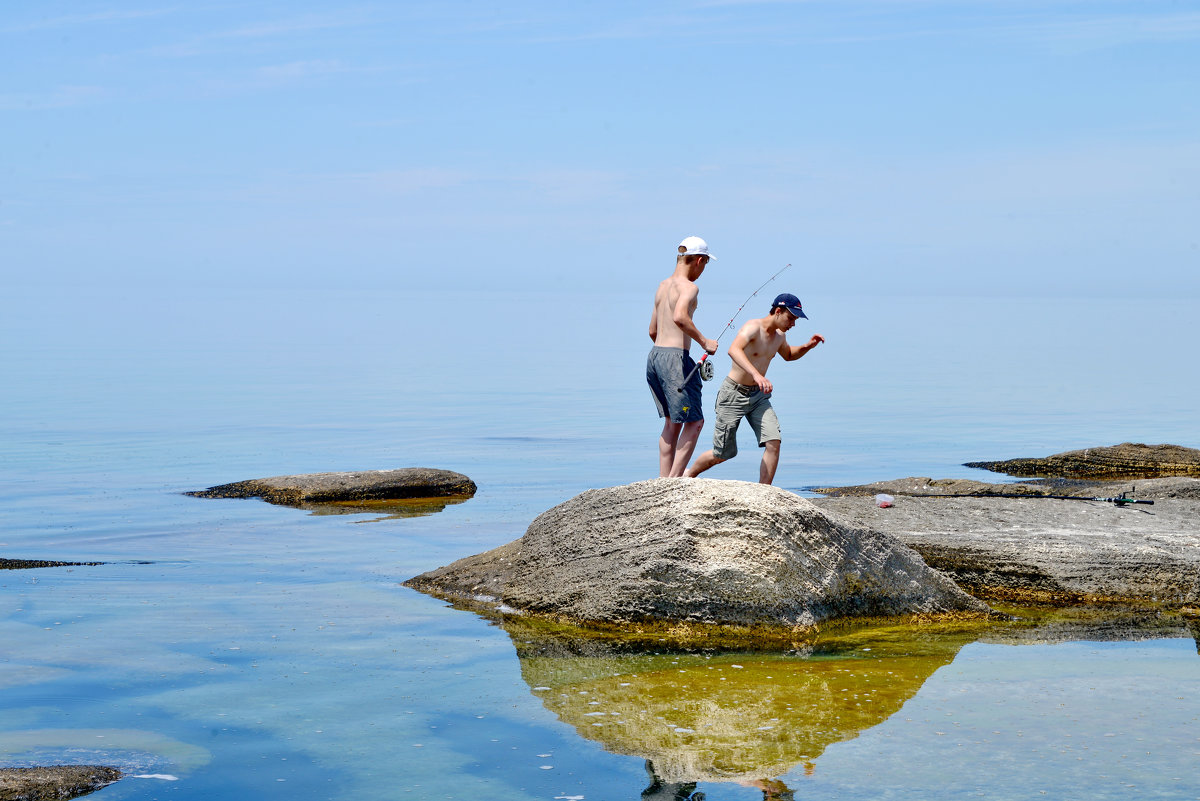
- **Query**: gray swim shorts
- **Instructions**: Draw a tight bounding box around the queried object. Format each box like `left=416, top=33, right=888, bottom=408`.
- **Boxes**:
left=711, top=377, right=780, bottom=460
left=646, top=346, right=704, bottom=423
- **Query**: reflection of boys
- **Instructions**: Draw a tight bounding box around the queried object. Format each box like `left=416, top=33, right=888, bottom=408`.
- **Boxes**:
left=640, top=760, right=704, bottom=801
left=685, top=293, right=824, bottom=485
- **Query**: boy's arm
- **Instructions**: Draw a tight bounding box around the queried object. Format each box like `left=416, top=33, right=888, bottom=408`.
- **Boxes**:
left=728, top=323, right=772, bottom=393
left=648, top=305, right=657, bottom=342
left=779, top=334, right=826, bottom=361
left=672, top=285, right=718, bottom=354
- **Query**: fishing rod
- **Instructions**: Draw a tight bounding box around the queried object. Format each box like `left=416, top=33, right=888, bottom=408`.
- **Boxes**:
left=678, top=263, right=792, bottom=391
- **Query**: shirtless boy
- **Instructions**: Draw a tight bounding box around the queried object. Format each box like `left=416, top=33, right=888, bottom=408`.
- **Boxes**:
left=685, top=293, right=824, bottom=485
left=647, top=236, right=719, bottom=477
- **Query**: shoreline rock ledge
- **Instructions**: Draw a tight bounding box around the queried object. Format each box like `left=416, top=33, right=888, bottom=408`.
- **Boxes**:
left=404, top=478, right=989, bottom=631
left=965, top=442, right=1200, bottom=480
left=0, top=766, right=122, bottom=801
left=186, top=468, right=476, bottom=506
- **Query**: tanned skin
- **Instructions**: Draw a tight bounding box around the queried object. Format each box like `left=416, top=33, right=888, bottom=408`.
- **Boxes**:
left=649, top=250, right=718, bottom=477
left=685, top=306, right=824, bottom=484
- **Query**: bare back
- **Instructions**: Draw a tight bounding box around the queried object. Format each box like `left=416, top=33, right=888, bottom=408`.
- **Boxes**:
left=649, top=273, right=699, bottom=350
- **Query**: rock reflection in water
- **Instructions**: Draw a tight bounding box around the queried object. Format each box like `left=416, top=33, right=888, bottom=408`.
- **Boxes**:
left=297, top=495, right=470, bottom=520
left=506, top=622, right=979, bottom=791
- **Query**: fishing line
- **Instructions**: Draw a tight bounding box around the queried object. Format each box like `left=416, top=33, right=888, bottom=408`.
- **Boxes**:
left=679, top=262, right=792, bottom=391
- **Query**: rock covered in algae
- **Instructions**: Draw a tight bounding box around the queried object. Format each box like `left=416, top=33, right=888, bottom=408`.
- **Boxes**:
left=0, top=766, right=122, bottom=801
left=405, top=477, right=989, bottom=629
left=186, top=467, right=476, bottom=506
left=965, top=442, right=1200, bottom=480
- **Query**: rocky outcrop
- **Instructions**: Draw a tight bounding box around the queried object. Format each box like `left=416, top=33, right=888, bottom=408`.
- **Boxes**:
left=0, top=766, right=122, bottom=800
left=405, top=478, right=989, bottom=631
left=1, top=559, right=104, bottom=570
left=811, top=475, right=1200, bottom=500
left=964, top=442, right=1200, bottom=480
left=813, top=487, right=1200, bottom=606
left=186, top=468, right=476, bottom=506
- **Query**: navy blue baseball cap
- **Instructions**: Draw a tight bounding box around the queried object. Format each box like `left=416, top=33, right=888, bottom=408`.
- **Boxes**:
left=772, top=293, right=808, bottom=319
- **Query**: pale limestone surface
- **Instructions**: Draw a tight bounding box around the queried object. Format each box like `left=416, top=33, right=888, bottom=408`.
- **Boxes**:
left=406, top=478, right=988, bottom=628
left=813, top=486, right=1200, bottom=605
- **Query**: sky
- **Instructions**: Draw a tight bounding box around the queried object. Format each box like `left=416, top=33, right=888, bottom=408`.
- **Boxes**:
left=3, top=1, right=1198, bottom=298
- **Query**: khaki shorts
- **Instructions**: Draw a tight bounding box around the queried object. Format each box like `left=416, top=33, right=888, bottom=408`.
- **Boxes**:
left=711, top=378, right=780, bottom=460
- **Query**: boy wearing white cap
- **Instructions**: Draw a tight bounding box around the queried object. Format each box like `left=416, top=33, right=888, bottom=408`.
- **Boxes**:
left=685, top=293, right=825, bottom=485
left=647, top=237, right=719, bottom=477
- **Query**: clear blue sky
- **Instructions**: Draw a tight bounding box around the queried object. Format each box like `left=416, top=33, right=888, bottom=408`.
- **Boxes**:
left=3, top=1, right=1198, bottom=297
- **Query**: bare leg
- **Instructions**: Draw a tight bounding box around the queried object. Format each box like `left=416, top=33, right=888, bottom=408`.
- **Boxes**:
left=668, top=420, right=704, bottom=477
left=759, top=439, right=781, bottom=484
left=685, top=449, right=727, bottom=478
left=658, top=420, right=683, bottom=477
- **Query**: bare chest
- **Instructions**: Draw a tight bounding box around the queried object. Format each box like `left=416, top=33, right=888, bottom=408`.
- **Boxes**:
left=745, top=331, right=785, bottom=360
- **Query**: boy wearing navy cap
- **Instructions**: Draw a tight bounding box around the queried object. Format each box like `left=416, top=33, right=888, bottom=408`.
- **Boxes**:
left=684, top=293, right=824, bottom=485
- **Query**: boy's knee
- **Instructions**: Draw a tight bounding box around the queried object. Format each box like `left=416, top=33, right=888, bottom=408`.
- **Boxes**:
left=764, top=439, right=781, bottom=452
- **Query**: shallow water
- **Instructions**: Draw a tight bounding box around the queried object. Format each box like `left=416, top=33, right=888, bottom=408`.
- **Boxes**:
left=2, top=285, right=1199, bottom=799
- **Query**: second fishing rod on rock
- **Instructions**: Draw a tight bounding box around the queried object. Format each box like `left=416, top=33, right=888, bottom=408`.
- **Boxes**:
left=678, top=262, right=792, bottom=391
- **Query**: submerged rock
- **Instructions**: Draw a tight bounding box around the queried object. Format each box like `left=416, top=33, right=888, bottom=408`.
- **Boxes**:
left=405, top=478, right=988, bottom=631
left=493, top=602, right=1196, bottom=788
left=0, top=766, right=122, bottom=801
left=186, top=468, right=476, bottom=506
left=514, top=625, right=976, bottom=785
left=964, top=442, right=1200, bottom=480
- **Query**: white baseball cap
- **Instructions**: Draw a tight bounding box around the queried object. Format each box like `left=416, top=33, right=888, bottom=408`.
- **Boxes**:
left=678, top=236, right=716, bottom=260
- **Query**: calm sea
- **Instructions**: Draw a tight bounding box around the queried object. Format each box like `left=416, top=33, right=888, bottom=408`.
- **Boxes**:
left=1, top=284, right=1197, bottom=800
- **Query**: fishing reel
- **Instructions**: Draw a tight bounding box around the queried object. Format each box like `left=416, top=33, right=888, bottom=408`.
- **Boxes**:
left=699, top=359, right=714, bottom=381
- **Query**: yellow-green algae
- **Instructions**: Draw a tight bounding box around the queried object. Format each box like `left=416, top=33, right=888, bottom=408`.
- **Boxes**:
left=489, top=612, right=990, bottom=784
left=510, top=624, right=978, bottom=784
left=472, top=602, right=1197, bottom=786
left=424, top=588, right=995, bottom=651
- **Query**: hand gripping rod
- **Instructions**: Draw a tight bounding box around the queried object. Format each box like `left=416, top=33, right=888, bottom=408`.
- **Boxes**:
left=678, top=263, right=792, bottom=391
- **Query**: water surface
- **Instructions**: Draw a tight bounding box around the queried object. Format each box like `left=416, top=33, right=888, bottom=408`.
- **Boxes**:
left=2, top=285, right=1198, bottom=799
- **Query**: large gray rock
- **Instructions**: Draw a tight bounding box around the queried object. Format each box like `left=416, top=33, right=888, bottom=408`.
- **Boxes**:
left=813, top=485, right=1200, bottom=606
left=965, top=442, right=1200, bottom=480
left=0, top=766, right=122, bottom=801
left=405, top=478, right=989, bottom=630
left=186, top=467, right=476, bottom=506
